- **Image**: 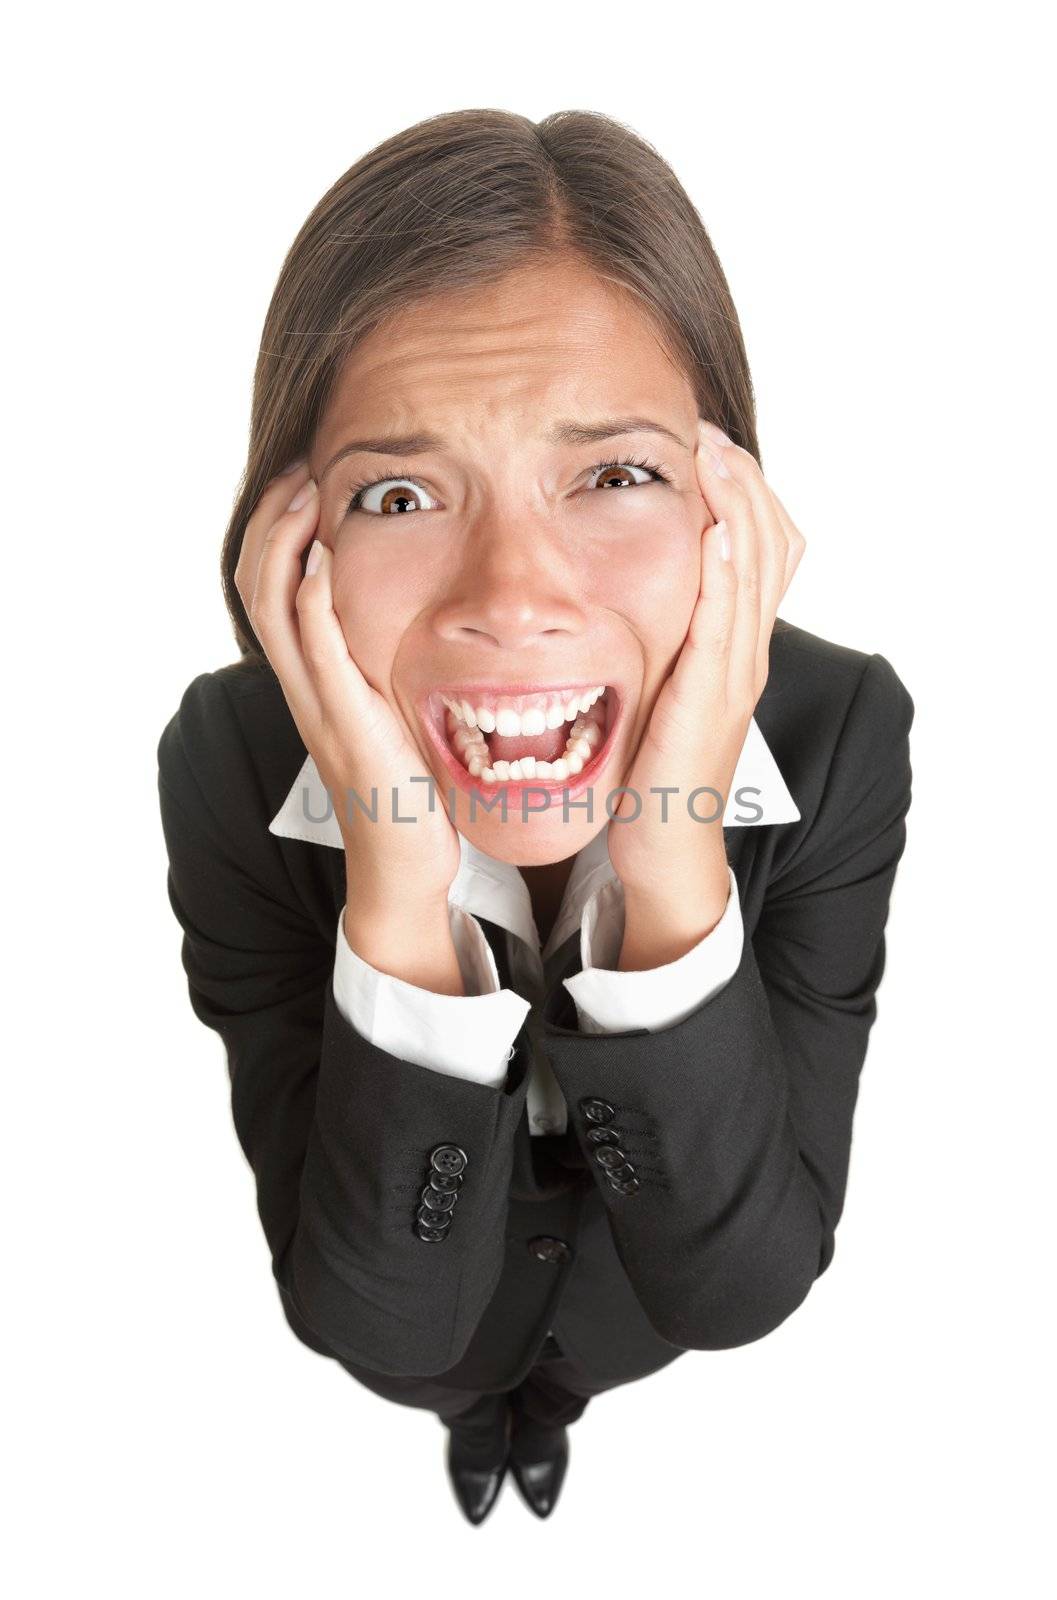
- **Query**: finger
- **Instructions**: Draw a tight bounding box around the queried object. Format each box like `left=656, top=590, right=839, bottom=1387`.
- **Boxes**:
left=739, top=484, right=785, bottom=688
left=768, top=485, right=808, bottom=598
left=703, top=437, right=790, bottom=687
left=695, top=428, right=760, bottom=711
left=666, top=517, right=737, bottom=737
left=234, top=459, right=312, bottom=619
left=249, top=477, right=324, bottom=726
left=296, top=536, right=403, bottom=764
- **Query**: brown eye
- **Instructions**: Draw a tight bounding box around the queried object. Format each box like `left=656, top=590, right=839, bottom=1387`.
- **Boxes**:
left=587, top=457, right=670, bottom=492
left=596, top=465, right=637, bottom=488
left=376, top=483, right=424, bottom=514
left=346, top=475, right=437, bottom=516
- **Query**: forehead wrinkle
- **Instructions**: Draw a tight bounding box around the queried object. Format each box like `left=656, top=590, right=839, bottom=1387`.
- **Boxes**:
left=337, top=292, right=649, bottom=396
left=347, top=336, right=614, bottom=402
left=318, top=307, right=691, bottom=478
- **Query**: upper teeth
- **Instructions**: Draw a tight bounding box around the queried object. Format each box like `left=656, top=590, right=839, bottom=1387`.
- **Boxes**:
left=439, top=684, right=606, bottom=735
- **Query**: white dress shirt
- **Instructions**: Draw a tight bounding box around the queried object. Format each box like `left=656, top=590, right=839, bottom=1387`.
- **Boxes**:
left=268, top=716, right=801, bottom=1140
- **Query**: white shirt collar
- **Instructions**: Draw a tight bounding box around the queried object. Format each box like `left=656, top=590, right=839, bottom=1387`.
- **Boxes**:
left=269, top=715, right=799, bottom=959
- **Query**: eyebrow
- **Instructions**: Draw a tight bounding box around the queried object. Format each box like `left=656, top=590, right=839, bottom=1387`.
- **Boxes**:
left=318, top=415, right=690, bottom=482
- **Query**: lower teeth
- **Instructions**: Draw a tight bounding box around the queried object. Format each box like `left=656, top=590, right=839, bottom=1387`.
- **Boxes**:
left=445, top=696, right=608, bottom=784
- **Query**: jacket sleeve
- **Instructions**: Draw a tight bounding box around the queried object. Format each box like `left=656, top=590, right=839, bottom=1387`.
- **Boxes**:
left=538, top=652, right=915, bottom=1351
left=156, top=677, right=531, bottom=1379
left=331, top=867, right=742, bottom=1069
left=332, top=899, right=530, bottom=1085
left=566, top=865, right=743, bottom=1032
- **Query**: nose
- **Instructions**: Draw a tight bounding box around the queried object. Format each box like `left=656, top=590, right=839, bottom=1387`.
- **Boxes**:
left=430, top=517, right=588, bottom=654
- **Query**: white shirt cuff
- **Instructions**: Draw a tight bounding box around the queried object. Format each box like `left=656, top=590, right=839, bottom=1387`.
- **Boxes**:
left=332, top=904, right=531, bottom=1086
left=563, top=866, right=743, bottom=1034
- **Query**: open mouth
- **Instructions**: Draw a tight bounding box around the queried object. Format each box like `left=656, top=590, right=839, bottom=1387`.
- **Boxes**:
left=424, top=683, right=620, bottom=789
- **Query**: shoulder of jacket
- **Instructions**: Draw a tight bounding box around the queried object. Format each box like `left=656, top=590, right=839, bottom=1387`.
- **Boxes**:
left=758, top=620, right=915, bottom=868
left=156, top=657, right=302, bottom=846
left=769, top=617, right=914, bottom=736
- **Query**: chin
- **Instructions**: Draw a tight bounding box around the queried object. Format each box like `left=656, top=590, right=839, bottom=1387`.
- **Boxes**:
left=459, top=812, right=608, bottom=867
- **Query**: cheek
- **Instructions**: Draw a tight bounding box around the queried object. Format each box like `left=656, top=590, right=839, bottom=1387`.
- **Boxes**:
left=588, top=511, right=702, bottom=654
left=329, top=545, right=410, bottom=678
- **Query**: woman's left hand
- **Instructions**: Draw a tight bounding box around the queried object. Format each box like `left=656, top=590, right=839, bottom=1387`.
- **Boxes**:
left=606, top=419, right=806, bottom=969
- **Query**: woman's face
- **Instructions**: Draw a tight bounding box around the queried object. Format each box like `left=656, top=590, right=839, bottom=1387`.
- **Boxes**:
left=308, top=258, right=713, bottom=866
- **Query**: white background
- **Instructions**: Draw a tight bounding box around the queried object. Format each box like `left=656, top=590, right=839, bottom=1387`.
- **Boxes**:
left=6, top=1, right=1053, bottom=1593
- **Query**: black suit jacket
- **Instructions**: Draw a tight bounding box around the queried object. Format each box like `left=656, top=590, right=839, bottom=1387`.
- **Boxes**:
left=156, top=619, right=915, bottom=1393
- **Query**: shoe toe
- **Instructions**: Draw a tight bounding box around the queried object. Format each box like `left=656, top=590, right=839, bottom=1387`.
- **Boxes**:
left=445, top=1439, right=509, bottom=1525
left=510, top=1430, right=569, bottom=1518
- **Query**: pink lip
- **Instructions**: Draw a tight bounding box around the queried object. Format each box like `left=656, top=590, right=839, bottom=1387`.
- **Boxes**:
left=419, top=687, right=622, bottom=806
left=429, top=681, right=607, bottom=701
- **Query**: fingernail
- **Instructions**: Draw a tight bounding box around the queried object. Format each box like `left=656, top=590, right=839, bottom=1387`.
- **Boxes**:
left=288, top=477, right=317, bottom=511
left=305, top=538, right=323, bottom=576
left=707, top=451, right=732, bottom=480
left=699, top=419, right=734, bottom=448
left=715, top=520, right=730, bottom=560
left=279, top=455, right=307, bottom=475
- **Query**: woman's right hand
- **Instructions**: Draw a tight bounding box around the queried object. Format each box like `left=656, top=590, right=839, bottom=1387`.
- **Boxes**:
left=234, top=461, right=464, bottom=922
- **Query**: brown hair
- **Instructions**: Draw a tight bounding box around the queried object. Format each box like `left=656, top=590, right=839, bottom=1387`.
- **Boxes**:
left=220, top=107, right=761, bottom=663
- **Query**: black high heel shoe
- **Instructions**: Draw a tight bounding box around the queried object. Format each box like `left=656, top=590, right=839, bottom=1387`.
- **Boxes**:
left=445, top=1438, right=509, bottom=1525
left=509, top=1425, right=569, bottom=1519
left=445, top=1423, right=511, bottom=1526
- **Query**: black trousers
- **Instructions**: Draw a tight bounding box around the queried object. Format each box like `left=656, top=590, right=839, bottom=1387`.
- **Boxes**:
left=337, top=1334, right=616, bottom=1466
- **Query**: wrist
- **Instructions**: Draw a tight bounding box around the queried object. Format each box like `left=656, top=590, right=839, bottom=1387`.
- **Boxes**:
left=619, top=866, right=730, bottom=972
left=342, top=894, right=463, bottom=994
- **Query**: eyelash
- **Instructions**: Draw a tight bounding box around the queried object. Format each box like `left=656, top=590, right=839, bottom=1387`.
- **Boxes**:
left=342, top=454, right=674, bottom=516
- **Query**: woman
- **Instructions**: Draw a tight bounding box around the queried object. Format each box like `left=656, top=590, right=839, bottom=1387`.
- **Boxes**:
left=157, top=107, right=915, bottom=1526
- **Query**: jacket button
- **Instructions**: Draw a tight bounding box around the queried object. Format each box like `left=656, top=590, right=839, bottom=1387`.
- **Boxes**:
left=421, top=1182, right=457, bottom=1210
left=427, top=1171, right=461, bottom=1193
left=586, top=1126, right=621, bottom=1146
left=430, top=1144, right=468, bottom=1176
left=608, top=1160, right=637, bottom=1182
left=607, top=1174, right=641, bottom=1195
left=579, top=1098, right=616, bottom=1124
left=594, top=1145, right=628, bottom=1170
left=527, top=1235, right=573, bottom=1265
left=417, top=1202, right=452, bottom=1229
left=417, top=1223, right=449, bottom=1242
